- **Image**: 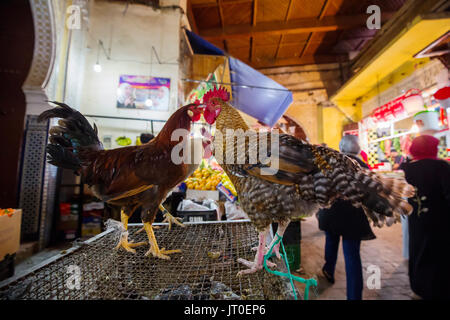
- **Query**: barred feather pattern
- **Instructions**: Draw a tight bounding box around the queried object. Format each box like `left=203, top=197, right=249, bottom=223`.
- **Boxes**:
left=224, top=169, right=321, bottom=231
left=213, top=101, right=415, bottom=231
left=38, top=102, right=103, bottom=171
left=293, top=145, right=415, bottom=228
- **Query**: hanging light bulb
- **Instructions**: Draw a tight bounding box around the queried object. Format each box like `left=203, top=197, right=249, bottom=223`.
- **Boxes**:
left=94, top=39, right=102, bottom=72
left=93, top=62, right=102, bottom=73
left=411, top=123, right=419, bottom=133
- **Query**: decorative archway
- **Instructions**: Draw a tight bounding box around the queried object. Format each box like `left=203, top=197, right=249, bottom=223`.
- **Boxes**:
left=18, top=0, right=57, bottom=248
left=23, top=0, right=56, bottom=113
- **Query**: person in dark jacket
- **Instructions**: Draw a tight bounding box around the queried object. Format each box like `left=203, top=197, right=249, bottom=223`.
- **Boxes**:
left=317, top=135, right=375, bottom=300
left=399, top=135, right=450, bottom=300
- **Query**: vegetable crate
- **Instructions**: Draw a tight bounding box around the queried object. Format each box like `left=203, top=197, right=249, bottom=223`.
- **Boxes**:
left=0, top=221, right=297, bottom=300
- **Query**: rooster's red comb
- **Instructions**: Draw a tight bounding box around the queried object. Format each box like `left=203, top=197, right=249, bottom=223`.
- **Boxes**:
left=202, top=86, right=230, bottom=104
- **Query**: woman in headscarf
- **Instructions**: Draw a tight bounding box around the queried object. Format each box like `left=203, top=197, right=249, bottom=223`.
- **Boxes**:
left=399, top=135, right=450, bottom=300
left=317, top=135, right=376, bottom=300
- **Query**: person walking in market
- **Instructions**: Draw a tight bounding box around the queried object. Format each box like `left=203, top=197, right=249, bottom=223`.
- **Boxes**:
left=399, top=135, right=450, bottom=300
left=317, top=135, right=376, bottom=300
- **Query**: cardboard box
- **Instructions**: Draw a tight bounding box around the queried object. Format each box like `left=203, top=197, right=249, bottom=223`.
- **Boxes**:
left=0, top=209, right=22, bottom=261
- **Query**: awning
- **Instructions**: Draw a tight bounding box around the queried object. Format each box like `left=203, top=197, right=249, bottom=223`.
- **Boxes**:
left=185, top=29, right=293, bottom=127
left=185, top=29, right=225, bottom=56
left=331, top=13, right=450, bottom=106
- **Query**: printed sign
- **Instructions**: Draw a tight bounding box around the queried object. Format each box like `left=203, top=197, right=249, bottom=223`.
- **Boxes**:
left=117, top=75, right=170, bottom=111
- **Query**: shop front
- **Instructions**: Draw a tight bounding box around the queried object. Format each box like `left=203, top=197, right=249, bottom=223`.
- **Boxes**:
left=359, top=85, right=450, bottom=172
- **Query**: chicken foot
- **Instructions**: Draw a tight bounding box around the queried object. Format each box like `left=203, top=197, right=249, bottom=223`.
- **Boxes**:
left=237, top=220, right=291, bottom=276
left=143, top=222, right=181, bottom=260
left=134, top=204, right=184, bottom=234
left=237, top=228, right=277, bottom=276
left=115, top=210, right=147, bottom=253
left=159, top=205, right=185, bottom=230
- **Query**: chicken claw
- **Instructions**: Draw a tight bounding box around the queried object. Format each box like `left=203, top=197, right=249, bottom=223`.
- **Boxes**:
left=145, top=247, right=182, bottom=260
left=237, top=258, right=276, bottom=276
left=115, top=232, right=146, bottom=253
left=143, top=222, right=181, bottom=260
left=237, top=229, right=276, bottom=276
left=159, top=205, right=185, bottom=230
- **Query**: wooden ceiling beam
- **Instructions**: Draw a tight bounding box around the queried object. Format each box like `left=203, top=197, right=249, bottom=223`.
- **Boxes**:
left=199, top=12, right=395, bottom=41
left=191, top=0, right=252, bottom=8
left=250, top=0, right=257, bottom=62
left=187, top=1, right=199, bottom=34
left=217, top=0, right=225, bottom=28
left=252, top=0, right=257, bottom=26
left=275, top=0, right=294, bottom=59
left=250, top=37, right=255, bottom=62
left=318, top=0, right=331, bottom=20
left=300, top=0, right=329, bottom=58
left=251, top=54, right=346, bottom=69
left=300, top=33, right=313, bottom=57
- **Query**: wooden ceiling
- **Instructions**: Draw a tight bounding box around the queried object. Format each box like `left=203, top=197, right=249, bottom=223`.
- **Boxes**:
left=187, top=0, right=407, bottom=69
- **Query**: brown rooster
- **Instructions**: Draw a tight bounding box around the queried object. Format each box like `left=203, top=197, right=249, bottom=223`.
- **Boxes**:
left=201, top=87, right=415, bottom=275
left=38, top=102, right=204, bottom=259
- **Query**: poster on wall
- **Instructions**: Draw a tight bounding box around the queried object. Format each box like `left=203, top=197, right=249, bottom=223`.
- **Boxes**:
left=117, top=75, right=170, bottom=111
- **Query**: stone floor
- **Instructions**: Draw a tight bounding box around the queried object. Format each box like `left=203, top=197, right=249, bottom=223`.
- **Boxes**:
left=295, top=217, right=416, bottom=300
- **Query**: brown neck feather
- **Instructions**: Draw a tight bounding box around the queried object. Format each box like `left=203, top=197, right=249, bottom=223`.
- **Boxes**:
left=155, top=106, right=191, bottom=146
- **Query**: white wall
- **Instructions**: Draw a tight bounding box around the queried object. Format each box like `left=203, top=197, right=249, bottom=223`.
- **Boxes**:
left=79, top=0, right=182, bottom=146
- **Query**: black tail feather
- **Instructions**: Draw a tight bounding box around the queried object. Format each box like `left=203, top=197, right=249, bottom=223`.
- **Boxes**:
left=309, top=147, right=414, bottom=228
left=46, top=144, right=81, bottom=171
left=39, top=102, right=102, bottom=171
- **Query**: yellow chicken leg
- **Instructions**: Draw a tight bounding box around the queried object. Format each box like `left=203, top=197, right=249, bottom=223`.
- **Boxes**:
left=115, top=210, right=147, bottom=253
left=143, top=222, right=181, bottom=260
left=134, top=205, right=182, bottom=235
left=159, top=205, right=185, bottom=230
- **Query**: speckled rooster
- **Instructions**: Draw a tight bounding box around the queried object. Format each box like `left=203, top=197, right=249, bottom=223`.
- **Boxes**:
left=39, top=102, right=204, bottom=259
left=201, top=87, right=415, bottom=275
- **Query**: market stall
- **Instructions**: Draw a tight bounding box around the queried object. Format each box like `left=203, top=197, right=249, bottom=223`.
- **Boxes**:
left=358, top=87, right=449, bottom=172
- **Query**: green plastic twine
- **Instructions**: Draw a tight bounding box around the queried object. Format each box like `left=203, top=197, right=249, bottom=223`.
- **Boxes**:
left=263, top=233, right=318, bottom=300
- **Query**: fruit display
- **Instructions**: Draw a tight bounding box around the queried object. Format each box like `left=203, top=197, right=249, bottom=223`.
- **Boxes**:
left=0, top=208, right=15, bottom=217
left=185, top=163, right=222, bottom=191
left=185, top=160, right=237, bottom=195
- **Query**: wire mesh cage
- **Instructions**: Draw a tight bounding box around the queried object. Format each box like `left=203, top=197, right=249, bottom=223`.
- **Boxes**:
left=0, top=221, right=297, bottom=300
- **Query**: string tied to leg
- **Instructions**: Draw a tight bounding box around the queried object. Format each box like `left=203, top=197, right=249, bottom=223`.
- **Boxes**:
left=263, top=233, right=317, bottom=300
